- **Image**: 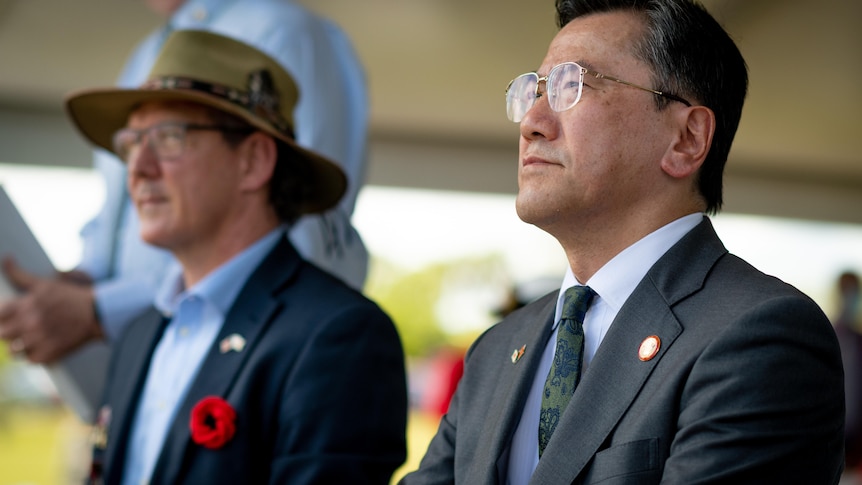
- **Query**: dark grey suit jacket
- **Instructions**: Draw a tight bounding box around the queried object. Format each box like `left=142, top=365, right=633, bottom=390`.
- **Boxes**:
left=402, top=219, right=844, bottom=484
left=92, top=237, right=408, bottom=484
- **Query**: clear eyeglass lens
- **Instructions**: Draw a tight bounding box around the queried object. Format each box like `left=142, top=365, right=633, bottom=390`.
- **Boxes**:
left=112, top=129, right=139, bottom=162
left=506, top=73, right=539, bottom=123
left=505, top=63, right=586, bottom=123
left=548, top=63, right=584, bottom=113
left=111, top=124, right=188, bottom=163
left=152, top=125, right=185, bottom=158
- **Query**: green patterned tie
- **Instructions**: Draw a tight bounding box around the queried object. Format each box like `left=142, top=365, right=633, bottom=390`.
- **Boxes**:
left=538, top=285, right=597, bottom=457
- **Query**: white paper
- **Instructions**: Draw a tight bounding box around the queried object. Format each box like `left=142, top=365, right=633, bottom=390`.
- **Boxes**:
left=0, top=184, right=108, bottom=423
left=0, top=184, right=56, bottom=294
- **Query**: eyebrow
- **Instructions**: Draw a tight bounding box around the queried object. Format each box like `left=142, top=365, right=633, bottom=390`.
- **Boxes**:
left=573, top=59, right=599, bottom=72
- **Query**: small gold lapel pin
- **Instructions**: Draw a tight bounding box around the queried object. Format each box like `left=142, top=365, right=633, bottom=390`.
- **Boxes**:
left=511, top=345, right=526, bottom=364
left=638, top=335, right=661, bottom=361
left=219, top=334, right=246, bottom=354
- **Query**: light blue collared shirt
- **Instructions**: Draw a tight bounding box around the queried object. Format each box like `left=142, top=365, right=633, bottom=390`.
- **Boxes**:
left=121, top=229, right=283, bottom=485
left=506, top=213, right=704, bottom=485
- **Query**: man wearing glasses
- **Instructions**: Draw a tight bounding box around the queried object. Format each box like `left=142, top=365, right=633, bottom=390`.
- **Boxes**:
left=401, top=0, right=844, bottom=483
left=0, top=0, right=371, bottom=427
left=66, top=30, right=406, bottom=484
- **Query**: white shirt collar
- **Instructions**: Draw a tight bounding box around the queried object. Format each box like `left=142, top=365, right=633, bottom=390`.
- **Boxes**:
left=554, top=213, right=704, bottom=326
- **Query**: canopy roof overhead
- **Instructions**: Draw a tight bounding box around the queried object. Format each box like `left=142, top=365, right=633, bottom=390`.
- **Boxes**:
left=0, top=0, right=858, bottom=223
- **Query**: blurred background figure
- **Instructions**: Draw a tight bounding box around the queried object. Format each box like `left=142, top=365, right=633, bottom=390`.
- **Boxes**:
left=411, top=276, right=561, bottom=421
left=833, top=270, right=862, bottom=475
left=494, top=276, right=563, bottom=318
left=417, top=345, right=464, bottom=419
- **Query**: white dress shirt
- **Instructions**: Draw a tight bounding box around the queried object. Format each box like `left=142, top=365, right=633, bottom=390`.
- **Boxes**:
left=506, top=213, right=703, bottom=485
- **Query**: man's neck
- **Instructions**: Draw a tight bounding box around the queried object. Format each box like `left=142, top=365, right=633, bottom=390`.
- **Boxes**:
left=559, top=206, right=703, bottom=283
left=176, top=216, right=281, bottom=288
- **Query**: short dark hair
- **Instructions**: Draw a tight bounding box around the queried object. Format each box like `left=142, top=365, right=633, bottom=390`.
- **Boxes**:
left=556, top=0, right=748, bottom=214
left=204, top=106, right=309, bottom=225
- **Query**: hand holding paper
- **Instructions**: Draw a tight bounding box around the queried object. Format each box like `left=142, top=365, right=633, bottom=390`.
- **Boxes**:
left=0, top=184, right=109, bottom=422
left=0, top=257, right=102, bottom=363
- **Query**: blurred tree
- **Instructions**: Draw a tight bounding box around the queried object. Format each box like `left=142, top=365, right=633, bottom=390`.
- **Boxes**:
left=365, top=254, right=510, bottom=358
left=366, top=259, right=449, bottom=357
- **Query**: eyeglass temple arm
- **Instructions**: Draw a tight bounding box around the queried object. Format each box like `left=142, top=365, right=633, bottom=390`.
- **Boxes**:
left=589, top=71, right=692, bottom=106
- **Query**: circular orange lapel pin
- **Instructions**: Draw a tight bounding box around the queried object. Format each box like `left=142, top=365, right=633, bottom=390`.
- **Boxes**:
left=638, top=335, right=661, bottom=361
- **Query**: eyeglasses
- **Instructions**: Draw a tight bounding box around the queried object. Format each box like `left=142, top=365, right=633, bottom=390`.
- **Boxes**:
left=505, top=61, right=692, bottom=123
left=112, top=122, right=253, bottom=163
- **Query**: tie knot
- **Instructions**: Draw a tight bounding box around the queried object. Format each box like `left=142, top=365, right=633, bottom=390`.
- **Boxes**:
left=562, top=286, right=596, bottom=323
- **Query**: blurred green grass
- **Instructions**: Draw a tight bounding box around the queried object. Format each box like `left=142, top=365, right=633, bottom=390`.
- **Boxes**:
left=0, top=404, right=87, bottom=485
left=0, top=404, right=438, bottom=485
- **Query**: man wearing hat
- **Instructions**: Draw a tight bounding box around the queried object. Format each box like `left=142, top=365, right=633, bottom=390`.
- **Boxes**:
left=67, top=30, right=407, bottom=484
left=0, top=0, right=371, bottom=427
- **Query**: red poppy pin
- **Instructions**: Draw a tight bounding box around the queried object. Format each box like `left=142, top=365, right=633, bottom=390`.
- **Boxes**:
left=190, top=396, right=237, bottom=449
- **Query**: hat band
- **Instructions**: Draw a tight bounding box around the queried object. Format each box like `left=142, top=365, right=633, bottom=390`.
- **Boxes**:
left=140, top=71, right=294, bottom=139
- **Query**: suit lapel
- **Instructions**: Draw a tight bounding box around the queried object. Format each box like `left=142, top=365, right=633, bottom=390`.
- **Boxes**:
left=531, top=286, right=683, bottom=484
left=530, top=219, right=728, bottom=484
left=103, top=309, right=169, bottom=483
left=463, top=293, right=557, bottom=484
left=150, top=237, right=301, bottom=483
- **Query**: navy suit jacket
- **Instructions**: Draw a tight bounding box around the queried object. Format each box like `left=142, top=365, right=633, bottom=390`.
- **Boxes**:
left=92, top=237, right=407, bottom=484
left=402, top=218, right=844, bottom=484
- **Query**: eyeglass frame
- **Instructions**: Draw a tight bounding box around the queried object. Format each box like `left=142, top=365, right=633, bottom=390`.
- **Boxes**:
left=111, top=121, right=255, bottom=164
left=505, top=61, right=692, bottom=123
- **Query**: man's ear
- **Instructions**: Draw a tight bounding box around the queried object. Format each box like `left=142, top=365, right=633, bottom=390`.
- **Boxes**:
left=237, top=132, right=277, bottom=192
left=661, top=106, right=715, bottom=179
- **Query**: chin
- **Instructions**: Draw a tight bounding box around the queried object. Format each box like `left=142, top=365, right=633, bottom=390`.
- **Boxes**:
left=517, top=193, right=566, bottom=232
left=515, top=195, right=540, bottom=226
left=139, top=227, right=173, bottom=250
left=515, top=185, right=542, bottom=213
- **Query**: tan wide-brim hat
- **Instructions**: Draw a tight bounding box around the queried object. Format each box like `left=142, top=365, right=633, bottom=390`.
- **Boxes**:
left=65, top=29, right=346, bottom=215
